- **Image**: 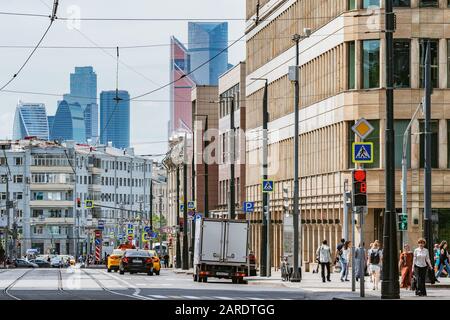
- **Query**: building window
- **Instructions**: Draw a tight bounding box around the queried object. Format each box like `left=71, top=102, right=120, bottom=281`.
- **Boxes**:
left=362, top=40, right=380, bottom=89
left=0, top=158, right=6, bottom=166
left=393, top=0, right=410, bottom=6
left=363, top=0, right=379, bottom=8
left=347, top=41, right=356, bottom=89
left=393, top=40, right=410, bottom=88
left=420, top=39, right=439, bottom=88
left=13, top=192, right=23, bottom=200
left=446, top=120, right=450, bottom=168
left=420, top=0, right=438, bottom=7
left=14, top=157, right=23, bottom=166
left=13, top=175, right=23, bottom=183
left=348, top=0, right=357, bottom=9
left=394, top=120, right=411, bottom=169
left=419, top=120, right=439, bottom=168
left=448, top=40, right=450, bottom=88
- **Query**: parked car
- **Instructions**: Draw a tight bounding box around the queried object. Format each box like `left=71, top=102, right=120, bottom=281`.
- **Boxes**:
left=50, top=256, right=65, bottom=268
left=29, top=259, right=51, bottom=268
left=14, top=259, right=38, bottom=268
left=107, top=249, right=125, bottom=273
left=119, top=249, right=154, bottom=276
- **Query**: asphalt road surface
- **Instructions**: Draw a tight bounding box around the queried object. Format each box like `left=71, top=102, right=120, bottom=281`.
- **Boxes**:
left=0, top=267, right=307, bottom=300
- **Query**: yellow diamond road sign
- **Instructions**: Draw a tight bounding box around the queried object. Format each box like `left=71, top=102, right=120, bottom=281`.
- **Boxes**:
left=352, top=118, right=374, bottom=140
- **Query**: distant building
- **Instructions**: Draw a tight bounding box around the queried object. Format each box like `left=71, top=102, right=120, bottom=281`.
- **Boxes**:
left=188, top=22, right=229, bottom=85
left=63, top=66, right=98, bottom=141
left=12, top=102, right=49, bottom=140
left=100, top=90, right=130, bottom=149
left=51, top=100, right=86, bottom=143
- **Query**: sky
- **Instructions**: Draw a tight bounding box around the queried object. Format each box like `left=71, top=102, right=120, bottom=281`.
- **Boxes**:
left=0, top=0, right=245, bottom=157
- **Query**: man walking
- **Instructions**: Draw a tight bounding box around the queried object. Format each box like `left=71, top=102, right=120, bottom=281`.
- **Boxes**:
left=316, top=240, right=332, bottom=283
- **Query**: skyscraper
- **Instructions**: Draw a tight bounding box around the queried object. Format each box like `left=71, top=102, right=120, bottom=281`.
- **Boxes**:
left=12, top=102, right=49, bottom=140
left=47, top=116, right=55, bottom=139
left=169, top=36, right=195, bottom=136
left=63, top=66, right=98, bottom=140
left=51, top=100, right=86, bottom=143
left=188, top=22, right=229, bottom=85
left=100, top=90, right=130, bottom=149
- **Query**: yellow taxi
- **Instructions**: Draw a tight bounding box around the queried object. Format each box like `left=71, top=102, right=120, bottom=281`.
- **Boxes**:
left=107, top=249, right=125, bottom=272
left=145, top=250, right=161, bottom=275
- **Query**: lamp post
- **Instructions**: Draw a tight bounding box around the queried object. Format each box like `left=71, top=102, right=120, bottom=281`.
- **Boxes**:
left=289, top=28, right=311, bottom=282
left=250, top=77, right=269, bottom=277
left=193, top=114, right=209, bottom=218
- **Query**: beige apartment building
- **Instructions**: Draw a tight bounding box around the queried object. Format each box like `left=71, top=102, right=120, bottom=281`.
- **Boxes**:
left=245, top=0, right=450, bottom=268
left=216, top=63, right=247, bottom=217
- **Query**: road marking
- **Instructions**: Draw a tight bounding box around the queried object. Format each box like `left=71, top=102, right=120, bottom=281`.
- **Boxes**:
left=149, top=295, right=167, bottom=299
left=182, top=295, right=201, bottom=299
left=214, top=296, right=233, bottom=300
left=247, top=297, right=264, bottom=300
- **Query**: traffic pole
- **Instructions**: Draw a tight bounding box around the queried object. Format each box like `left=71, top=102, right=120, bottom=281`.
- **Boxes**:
left=230, top=96, right=236, bottom=220
left=182, top=135, right=189, bottom=270
left=260, top=80, right=268, bottom=277
left=381, top=0, right=400, bottom=299
left=176, top=167, right=181, bottom=269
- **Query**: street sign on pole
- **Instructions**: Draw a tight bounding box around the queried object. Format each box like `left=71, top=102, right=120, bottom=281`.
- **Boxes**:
left=352, top=142, right=374, bottom=164
left=187, top=201, right=196, bottom=211
left=352, top=118, right=374, bottom=140
left=243, top=202, right=255, bottom=213
left=262, top=180, right=274, bottom=193
left=85, top=200, right=94, bottom=209
left=98, top=220, right=105, bottom=230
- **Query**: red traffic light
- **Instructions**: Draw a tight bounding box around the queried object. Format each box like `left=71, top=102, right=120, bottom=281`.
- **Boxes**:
left=353, top=170, right=366, bottom=182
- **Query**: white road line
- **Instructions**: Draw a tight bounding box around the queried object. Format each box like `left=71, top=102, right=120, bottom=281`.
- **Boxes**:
left=214, top=296, right=233, bottom=300
left=182, top=295, right=201, bottom=299
left=148, top=295, right=168, bottom=299
left=247, top=297, right=264, bottom=300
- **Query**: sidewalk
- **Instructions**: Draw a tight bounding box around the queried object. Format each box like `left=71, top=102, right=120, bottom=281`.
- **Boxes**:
left=245, top=268, right=450, bottom=300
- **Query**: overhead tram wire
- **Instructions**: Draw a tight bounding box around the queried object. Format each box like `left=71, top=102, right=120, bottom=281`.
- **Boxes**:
left=0, top=1, right=59, bottom=92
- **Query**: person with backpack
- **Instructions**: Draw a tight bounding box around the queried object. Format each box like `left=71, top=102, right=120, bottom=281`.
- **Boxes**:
left=334, top=239, right=345, bottom=272
left=316, top=240, right=332, bottom=283
left=367, top=240, right=382, bottom=290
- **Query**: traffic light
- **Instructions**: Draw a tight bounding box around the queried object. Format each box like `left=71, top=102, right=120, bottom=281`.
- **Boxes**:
left=398, top=214, right=408, bottom=231
left=352, top=169, right=367, bottom=207
left=77, top=198, right=81, bottom=208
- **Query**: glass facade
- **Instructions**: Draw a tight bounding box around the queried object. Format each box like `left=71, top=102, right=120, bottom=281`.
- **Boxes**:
left=100, top=90, right=130, bottom=149
left=188, top=22, right=229, bottom=85
left=51, top=101, right=86, bottom=143
left=419, top=120, right=439, bottom=168
left=394, top=120, right=411, bottom=169
left=347, top=41, right=356, bottom=89
left=63, top=66, right=98, bottom=141
left=363, top=0, right=379, bottom=8
left=420, top=39, right=439, bottom=88
left=362, top=40, right=380, bottom=89
left=12, top=102, right=49, bottom=140
left=393, top=40, right=410, bottom=88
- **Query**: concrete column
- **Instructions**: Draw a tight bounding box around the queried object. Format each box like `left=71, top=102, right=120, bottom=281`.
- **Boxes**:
left=411, top=38, right=420, bottom=89
left=439, top=38, right=448, bottom=89
left=380, top=38, right=386, bottom=89
left=439, top=119, right=447, bottom=169
left=411, top=119, right=421, bottom=169
left=411, top=0, right=419, bottom=8
left=439, top=0, right=447, bottom=8
left=379, top=119, right=385, bottom=168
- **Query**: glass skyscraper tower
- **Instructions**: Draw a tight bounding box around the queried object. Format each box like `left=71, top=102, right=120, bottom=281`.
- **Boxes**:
left=51, top=101, right=86, bottom=143
left=188, top=22, right=229, bottom=85
left=12, top=102, right=49, bottom=140
left=100, top=90, right=130, bottom=149
left=63, top=66, right=98, bottom=141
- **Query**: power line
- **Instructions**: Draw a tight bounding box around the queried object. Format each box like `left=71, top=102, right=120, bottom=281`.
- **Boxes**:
left=0, top=2, right=58, bottom=92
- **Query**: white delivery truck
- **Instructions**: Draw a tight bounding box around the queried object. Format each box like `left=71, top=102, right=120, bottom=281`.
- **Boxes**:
left=193, top=218, right=252, bottom=284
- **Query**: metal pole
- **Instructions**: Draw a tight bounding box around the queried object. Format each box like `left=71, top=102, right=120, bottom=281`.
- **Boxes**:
left=267, top=193, right=271, bottom=277
left=423, top=40, right=433, bottom=264
left=230, top=97, right=236, bottom=220
left=381, top=0, right=400, bottom=299
left=191, top=133, right=196, bottom=268
left=360, top=209, right=365, bottom=297
left=176, top=167, right=181, bottom=269
left=260, top=80, right=268, bottom=277
left=182, top=135, right=189, bottom=270
left=291, top=34, right=302, bottom=282
left=204, top=117, right=209, bottom=218
left=150, top=179, right=153, bottom=249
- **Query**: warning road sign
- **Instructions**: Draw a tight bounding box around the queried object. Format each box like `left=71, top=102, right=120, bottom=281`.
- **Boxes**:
left=352, top=142, right=374, bottom=164
left=262, top=180, right=274, bottom=193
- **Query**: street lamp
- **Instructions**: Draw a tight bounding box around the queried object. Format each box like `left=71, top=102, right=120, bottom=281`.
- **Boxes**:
left=250, top=77, right=269, bottom=277
left=289, top=28, right=311, bottom=282
left=193, top=113, right=209, bottom=218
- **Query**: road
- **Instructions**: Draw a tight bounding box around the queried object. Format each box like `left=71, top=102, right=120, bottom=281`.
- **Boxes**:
left=0, top=267, right=307, bottom=300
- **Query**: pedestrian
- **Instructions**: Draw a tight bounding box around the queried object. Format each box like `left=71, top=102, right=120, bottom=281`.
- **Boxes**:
left=367, top=240, right=382, bottom=290
left=315, top=240, right=332, bottom=283
left=413, top=238, right=433, bottom=297
left=435, top=240, right=450, bottom=281
left=334, top=239, right=345, bottom=272
left=164, top=254, right=169, bottom=268
left=399, top=243, right=413, bottom=289
left=354, top=242, right=365, bottom=281
left=434, top=243, right=441, bottom=274
left=340, top=241, right=351, bottom=282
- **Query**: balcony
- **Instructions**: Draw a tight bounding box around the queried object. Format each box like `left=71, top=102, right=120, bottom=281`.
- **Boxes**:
left=30, top=217, right=75, bottom=225
left=30, top=200, right=73, bottom=208
left=30, top=166, right=74, bottom=174
left=30, top=183, right=74, bottom=191
left=89, top=166, right=103, bottom=175
left=88, top=184, right=101, bottom=193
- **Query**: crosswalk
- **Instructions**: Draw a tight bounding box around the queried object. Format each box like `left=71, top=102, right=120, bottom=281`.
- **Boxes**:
left=146, top=295, right=289, bottom=300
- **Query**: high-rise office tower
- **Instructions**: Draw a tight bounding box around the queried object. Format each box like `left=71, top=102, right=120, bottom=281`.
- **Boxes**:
left=12, top=102, right=49, bottom=140
left=100, top=90, right=130, bottom=149
left=188, top=22, right=229, bottom=85
left=63, top=66, right=98, bottom=141
left=51, top=100, right=86, bottom=143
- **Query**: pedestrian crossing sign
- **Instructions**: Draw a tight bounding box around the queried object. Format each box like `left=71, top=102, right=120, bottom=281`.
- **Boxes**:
left=352, top=142, right=374, bottom=164
left=262, top=180, right=274, bottom=193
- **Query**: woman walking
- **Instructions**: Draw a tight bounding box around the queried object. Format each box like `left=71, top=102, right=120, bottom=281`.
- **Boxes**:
left=413, top=238, right=433, bottom=296
left=367, top=240, right=382, bottom=290
left=340, top=241, right=351, bottom=282
left=435, top=240, right=450, bottom=280
left=399, top=244, right=413, bottom=289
